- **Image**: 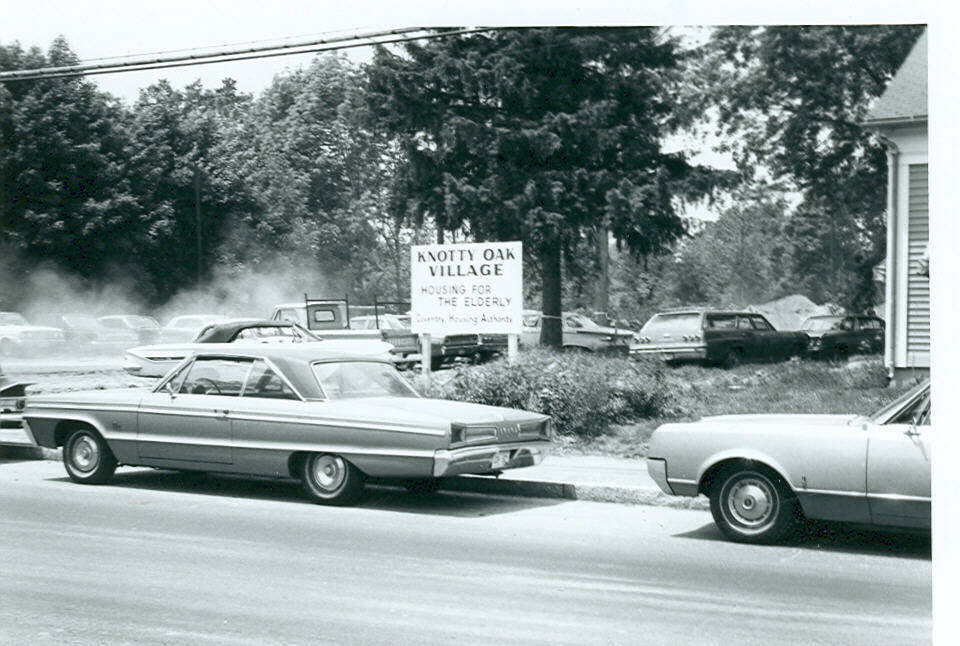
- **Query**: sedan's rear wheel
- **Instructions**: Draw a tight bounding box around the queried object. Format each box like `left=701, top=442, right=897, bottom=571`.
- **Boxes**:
left=710, top=467, right=800, bottom=544
left=63, top=429, right=117, bottom=484
left=301, top=453, right=365, bottom=505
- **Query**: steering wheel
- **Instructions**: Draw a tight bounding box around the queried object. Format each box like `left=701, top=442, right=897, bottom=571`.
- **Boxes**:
left=194, top=377, right=223, bottom=395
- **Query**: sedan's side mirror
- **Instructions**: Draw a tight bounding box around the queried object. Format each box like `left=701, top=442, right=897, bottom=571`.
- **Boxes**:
left=904, top=424, right=920, bottom=437
left=163, top=381, right=177, bottom=398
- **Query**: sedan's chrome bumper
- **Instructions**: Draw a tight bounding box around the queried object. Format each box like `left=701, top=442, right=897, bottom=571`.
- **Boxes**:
left=433, top=441, right=551, bottom=477
left=646, top=458, right=672, bottom=494
left=629, top=345, right=707, bottom=361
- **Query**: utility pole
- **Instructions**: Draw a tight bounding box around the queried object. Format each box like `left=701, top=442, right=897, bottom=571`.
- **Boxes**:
left=194, top=165, right=202, bottom=286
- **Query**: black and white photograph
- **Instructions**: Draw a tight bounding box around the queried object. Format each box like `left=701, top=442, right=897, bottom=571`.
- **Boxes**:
left=1, top=2, right=951, bottom=644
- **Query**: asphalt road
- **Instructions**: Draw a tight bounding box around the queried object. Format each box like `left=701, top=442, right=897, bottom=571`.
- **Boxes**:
left=0, top=460, right=931, bottom=646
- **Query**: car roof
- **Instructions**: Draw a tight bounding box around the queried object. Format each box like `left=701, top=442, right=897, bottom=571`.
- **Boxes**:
left=170, top=345, right=392, bottom=399
left=196, top=319, right=301, bottom=343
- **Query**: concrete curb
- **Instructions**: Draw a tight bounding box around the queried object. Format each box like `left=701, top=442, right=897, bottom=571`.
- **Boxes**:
left=445, top=475, right=711, bottom=511
left=22, top=445, right=709, bottom=511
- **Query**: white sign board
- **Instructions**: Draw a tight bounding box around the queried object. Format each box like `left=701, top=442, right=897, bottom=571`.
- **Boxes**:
left=410, top=241, right=523, bottom=335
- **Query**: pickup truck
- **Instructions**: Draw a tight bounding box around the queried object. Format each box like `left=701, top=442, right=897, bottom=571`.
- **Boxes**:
left=270, top=298, right=420, bottom=367
left=630, top=309, right=809, bottom=368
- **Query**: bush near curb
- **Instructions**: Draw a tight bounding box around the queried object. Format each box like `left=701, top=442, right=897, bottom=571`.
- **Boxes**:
left=411, top=349, right=675, bottom=438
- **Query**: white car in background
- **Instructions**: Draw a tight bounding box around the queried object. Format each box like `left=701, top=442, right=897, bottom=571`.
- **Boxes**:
left=0, top=311, right=65, bottom=356
left=124, top=319, right=394, bottom=377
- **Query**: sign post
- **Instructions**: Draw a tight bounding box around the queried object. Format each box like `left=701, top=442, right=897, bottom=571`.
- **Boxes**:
left=410, top=240, right=523, bottom=372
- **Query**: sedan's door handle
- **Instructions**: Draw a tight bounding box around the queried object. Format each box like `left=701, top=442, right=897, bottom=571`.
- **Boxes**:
left=215, top=409, right=230, bottom=417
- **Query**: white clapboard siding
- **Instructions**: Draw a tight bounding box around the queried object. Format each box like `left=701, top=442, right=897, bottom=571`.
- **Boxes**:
left=906, top=163, right=929, bottom=357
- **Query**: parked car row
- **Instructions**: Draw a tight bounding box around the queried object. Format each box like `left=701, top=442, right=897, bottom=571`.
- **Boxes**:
left=630, top=309, right=884, bottom=367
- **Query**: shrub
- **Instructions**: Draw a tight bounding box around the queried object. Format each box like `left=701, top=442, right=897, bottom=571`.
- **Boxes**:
left=412, top=349, right=675, bottom=438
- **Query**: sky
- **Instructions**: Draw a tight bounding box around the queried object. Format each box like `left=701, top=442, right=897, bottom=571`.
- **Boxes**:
left=3, top=0, right=937, bottom=222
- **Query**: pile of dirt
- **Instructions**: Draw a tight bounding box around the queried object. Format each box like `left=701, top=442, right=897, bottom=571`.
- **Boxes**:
left=747, top=294, right=842, bottom=331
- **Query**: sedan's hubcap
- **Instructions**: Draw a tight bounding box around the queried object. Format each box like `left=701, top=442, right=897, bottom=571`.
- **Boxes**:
left=727, top=477, right=776, bottom=527
left=311, top=455, right=346, bottom=492
left=71, top=436, right=100, bottom=473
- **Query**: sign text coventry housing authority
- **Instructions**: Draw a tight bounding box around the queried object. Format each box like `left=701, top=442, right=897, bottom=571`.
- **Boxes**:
left=410, top=241, right=522, bottom=335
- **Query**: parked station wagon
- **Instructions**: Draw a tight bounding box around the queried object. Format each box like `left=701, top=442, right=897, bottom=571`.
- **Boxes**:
left=800, top=314, right=884, bottom=358
left=23, top=347, right=552, bottom=505
left=630, top=310, right=808, bottom=367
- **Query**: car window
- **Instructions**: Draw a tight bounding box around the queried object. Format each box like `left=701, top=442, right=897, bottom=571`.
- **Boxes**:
left=242, top=360, right=297, bottom=400
left=564, top=316, right=583, bottom=329
left=705, top=314, right=737, bottom=329
left=749, top=315, right=774, bottom=331
left=643, top=313, right=702, bottom=334
left=312, top=361, right=420, bottom=400
left=859, top=318, right=883, bottom=330
left=0, top=312, right=30, bottom=325
left=235, top=326, right=297, bottom=340
left=99, top=318, right=123, bottom=329
left=736, top=316, right=755, bottom=330
left=178, top=358, right=253, bottom=396
left=840, top=318, right=855, bottom=331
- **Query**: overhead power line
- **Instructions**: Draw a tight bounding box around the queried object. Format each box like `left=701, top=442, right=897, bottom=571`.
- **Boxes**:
left=0, top=26, right=493, bottom=83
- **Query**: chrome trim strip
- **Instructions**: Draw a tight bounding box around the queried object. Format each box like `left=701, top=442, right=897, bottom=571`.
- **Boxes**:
left=135, top=434, right=434, bottom=457
left=866, top=492, right=931, bottom=502
left=223, top=411, right=445, bottom=435
left=25, top=406, right=446, bottom=436
left=666, top=477, right=698, bottom=486
left=28, top=403, right=141, bottom=413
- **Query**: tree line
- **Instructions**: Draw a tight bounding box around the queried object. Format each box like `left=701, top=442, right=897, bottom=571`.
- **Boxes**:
left=0, top=26, right=923, bottom=341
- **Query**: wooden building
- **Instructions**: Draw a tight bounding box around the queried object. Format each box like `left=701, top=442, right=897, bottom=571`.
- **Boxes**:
left=864, top=30, right=929, bottom=385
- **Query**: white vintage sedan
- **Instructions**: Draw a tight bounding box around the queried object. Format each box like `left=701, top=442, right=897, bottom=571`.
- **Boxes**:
left=24, top=347, right=552, bottom=505
left=647, top=380, right=930, bottom=543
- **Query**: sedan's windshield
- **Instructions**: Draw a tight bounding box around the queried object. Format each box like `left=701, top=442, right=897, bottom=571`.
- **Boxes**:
left=0, top=313, right=29, bottom=325
left=312, top=361, right=420, bottom=400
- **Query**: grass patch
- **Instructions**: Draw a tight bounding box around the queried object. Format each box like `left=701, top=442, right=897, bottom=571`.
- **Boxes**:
left=414, top=353, right=918, bottom=459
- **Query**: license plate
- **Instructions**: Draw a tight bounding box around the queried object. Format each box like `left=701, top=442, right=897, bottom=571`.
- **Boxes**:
left=491, top=451, right=510, bottom=469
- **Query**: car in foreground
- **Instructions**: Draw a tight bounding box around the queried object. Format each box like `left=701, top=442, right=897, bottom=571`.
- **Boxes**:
left=800, top=314, right=884, bottom=358
left=520, top=310, right=633, bottom=353
left=630, top=309, right=808, bottom=367
left=0, top=311, right=65, bottom=356
left=23, top=347, right=553, bottom=505
left=646, top=380, right=930, bottom=543
left=123, top=319, right=395, bottom=377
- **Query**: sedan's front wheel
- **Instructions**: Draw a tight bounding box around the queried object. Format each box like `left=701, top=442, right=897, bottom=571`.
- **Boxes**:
left=63, top=429, right=117, bottom=484
left=710, top=467, right=800, bottom=544
left=301, top=453, right=365, bottom=505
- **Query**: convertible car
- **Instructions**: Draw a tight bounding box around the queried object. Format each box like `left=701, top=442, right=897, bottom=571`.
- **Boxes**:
left=646, top=380, right=930, bottom=543
left=123, top=319, right=394, bottom=377
left=23, top=347, right=552, bottom=505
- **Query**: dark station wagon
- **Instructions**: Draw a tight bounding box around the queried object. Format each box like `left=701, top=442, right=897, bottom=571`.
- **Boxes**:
left=800, top=315, right=885, bottom=358
left=630, top=310, right=809, bottom=368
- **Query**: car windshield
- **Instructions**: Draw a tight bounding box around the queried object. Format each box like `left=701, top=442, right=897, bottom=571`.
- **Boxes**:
left=0, top=313, right=29, bottom=325
left=312, top=361, right=420, bottom=400
left=564, top=313, right=601, bottom=329
left=128, top=316, right=160, bottom=328
left=642, top=313, right=701, bottom=334
left=871, top=381, right=931, bottom=424
left=801, top=317, right=842, bottom=331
